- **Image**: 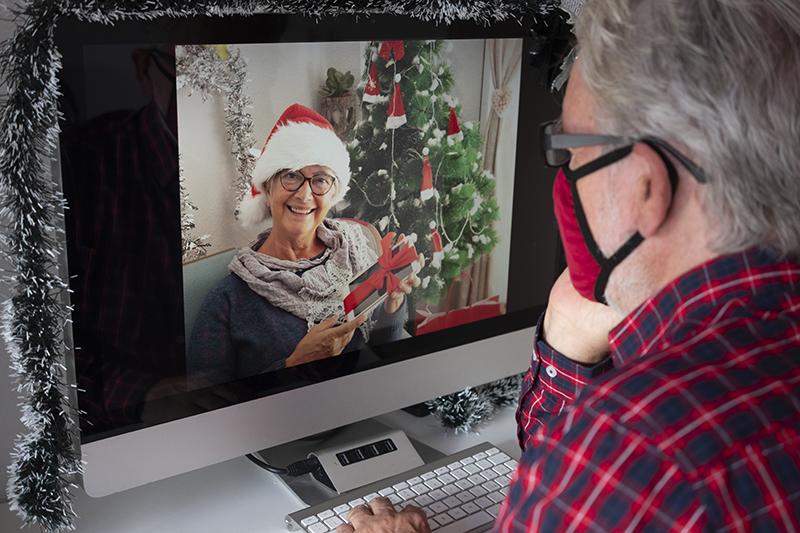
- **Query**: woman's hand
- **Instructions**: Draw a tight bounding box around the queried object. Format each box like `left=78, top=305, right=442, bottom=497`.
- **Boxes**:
left=542, top=268, right=625, bottom=364
left=384, top=252, right=424, bottom=315
left=286, top=314, right=368, bottom=367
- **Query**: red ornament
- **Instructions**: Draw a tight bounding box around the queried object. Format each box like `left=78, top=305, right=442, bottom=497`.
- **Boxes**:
left=420, top=156, right=434, bottom=201
left=379, top=40, right=405, bottom=62
left=447, top=107, right=463, bottom=142
left=431, top=228, right=444, bottom=267
left=386, top=81, right=407, bottom=129
left=363, top=61, right=381, bottom=104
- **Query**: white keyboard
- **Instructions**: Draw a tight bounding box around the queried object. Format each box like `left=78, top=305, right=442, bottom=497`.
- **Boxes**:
left=286, top=442, right=517, bottom=533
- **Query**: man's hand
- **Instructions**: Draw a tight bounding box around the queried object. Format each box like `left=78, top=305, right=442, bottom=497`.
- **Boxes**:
left=286, top=314, right=368, bottom=367
left=337, top=497, right=430, bottom=533
left=542, top=268, right=625, bottom=364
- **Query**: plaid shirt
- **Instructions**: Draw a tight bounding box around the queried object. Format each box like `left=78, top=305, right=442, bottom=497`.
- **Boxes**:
left=497, top=248, right=800, bottom=531
left=61, top=102, right=184, bottom=432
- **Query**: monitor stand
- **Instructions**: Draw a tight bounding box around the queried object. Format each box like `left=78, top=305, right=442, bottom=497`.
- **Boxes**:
left=256, top=418, right=445, bottom=507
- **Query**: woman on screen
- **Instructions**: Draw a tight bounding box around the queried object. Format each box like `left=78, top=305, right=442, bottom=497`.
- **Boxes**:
left=188, top=104, right=418, bottom=384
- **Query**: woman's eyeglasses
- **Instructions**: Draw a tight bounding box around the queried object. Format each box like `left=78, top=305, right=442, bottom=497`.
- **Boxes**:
left=540, top=119, right=710, bottom=183
left=278, top=170, right=337, bottom=196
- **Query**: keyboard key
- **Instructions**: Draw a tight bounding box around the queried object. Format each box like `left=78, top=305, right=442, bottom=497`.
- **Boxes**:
left=438, top=473, right=456, bottom=485
left=504, top=459, right=518, bottom=470
left=463, top=464, right=481, bottom=475
left=428, top=489, right=447, bottom=501
left=434, top=513, right=454, bottom=526
left=469, top=486, right=487, bottom=498
left=364, top=492, right=380, bottom=502
left=476, top=459, right=493, bottom=470
left=480, top=469, right=498, bottom=481
left=393, top=481, right=409, bottom=491
left=301, top=516, right=319, bottom=526
left=415, top=494, right=434, bottom=507
left=406, top=476, right=423, bottom=486
left=487, top=491, right=505, bottom=503
left=456, top=491, right=473, bottom=503
left=334, top=504, right=350, bottom=515
left=421, top=471, right=437, bottom=481
left=487, top=503, right=501, bottom=517
left=481, top=480, right=501, bottom=493
left=493, top=465, right=511, bottom=476
left=460, top=457, right=475, bottom=466
left=324, top=516, right=344, bottom=529
left=388, top=494, right=402, bottom=505
left=500, top=486, right=509, bottom=496
left=317, top=509, right=335, bottom=520
left=425, top=479, right=443, bottom=490
left=308, top=523, right=328, bottom=533
left=461, top=501, right=481, bottom=514
left=486, top=447, right=500, bottom=456
left=442, top=484, right=460, bottom=496
left=455, top=479, right=473, bottom=491
left=430, top=502, right=449, bottom=515
left=398, top=488, right=416, bottom=500
left=448, top=507, right=467, bottom=520
left=434, top=466, right=449, bottom=475
left=451, top=468, right=468, bottom=480
left=473, top=452, right=487, bottom=461
left=428, top=518, right=440, bottom=531
left=412, top=484, right=429, bottom=495
left=447, top=461, right=462, bottom=471
left=378, top=487, right=394, bottom=496
left=475, top=496, right=493, bottom=509
left=443, top=496, right=461, bottom=509
left=489, top=453, right=511, bottom=465
left=468, top=474, right=485, bottom=485
left=348, top=497, right=366, bottom=507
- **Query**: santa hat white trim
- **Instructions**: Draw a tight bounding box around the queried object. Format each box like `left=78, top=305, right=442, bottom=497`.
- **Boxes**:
left=238, top=115, right=351, bottom=227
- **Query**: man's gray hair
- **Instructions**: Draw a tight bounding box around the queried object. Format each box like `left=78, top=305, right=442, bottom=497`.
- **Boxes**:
left=576, top=0, right=800, bottom=257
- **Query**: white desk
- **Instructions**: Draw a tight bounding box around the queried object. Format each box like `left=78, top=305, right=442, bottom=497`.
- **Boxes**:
left=1, top=407, right=520, bottom=533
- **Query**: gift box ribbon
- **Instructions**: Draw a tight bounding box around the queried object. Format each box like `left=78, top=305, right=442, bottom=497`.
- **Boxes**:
left=344, top=232, right=417, bottom=314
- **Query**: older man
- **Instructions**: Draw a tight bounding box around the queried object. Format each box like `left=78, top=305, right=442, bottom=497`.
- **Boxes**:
left=339, top=0, right=800, bottom=531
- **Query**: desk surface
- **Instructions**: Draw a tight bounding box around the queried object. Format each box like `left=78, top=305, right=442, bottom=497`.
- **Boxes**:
left=1, top=407, right=520, bottom=533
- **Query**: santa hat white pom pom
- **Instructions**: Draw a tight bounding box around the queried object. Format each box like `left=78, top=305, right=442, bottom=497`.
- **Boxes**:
left=237, top=188, right=269, bottom=227
left=394, top=73, right=401, bottom=83
left=422, top=147, right=429, bottom=156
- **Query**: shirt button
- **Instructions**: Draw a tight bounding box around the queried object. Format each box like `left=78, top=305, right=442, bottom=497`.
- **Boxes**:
left=545, top=365, right=557, bottom=378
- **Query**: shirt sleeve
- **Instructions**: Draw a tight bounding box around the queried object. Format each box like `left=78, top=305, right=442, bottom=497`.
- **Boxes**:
left=497, top=400, right=708, bottom=532
left=515, top=312, right=614, bottom=451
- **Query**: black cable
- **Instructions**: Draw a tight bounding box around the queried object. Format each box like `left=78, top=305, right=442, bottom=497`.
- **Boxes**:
left=246, top=453, right=322, bottom=477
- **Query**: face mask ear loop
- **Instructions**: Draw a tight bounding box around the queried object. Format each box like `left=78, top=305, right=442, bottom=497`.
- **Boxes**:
left=562, top=145, right=633, bottom=182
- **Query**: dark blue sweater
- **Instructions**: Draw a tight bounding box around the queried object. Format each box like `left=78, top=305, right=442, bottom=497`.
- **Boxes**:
left=187, top=273, right=406, bottom=384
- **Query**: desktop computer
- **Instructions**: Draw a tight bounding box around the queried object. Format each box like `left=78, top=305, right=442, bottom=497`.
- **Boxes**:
left=54, top=12, right=562, bottom=530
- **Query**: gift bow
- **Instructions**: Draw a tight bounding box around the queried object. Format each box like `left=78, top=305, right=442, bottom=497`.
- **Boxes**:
left=344, top=233, right=417, bottom=314
left=379, top=40, right=405, bottom=62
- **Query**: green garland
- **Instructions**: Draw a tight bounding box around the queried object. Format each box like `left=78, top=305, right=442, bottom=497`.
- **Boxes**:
left=0, top=1, right=563, bottom=530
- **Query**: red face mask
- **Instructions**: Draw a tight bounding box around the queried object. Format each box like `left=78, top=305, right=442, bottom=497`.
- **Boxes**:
left=551, top=144, right=651, bottom=303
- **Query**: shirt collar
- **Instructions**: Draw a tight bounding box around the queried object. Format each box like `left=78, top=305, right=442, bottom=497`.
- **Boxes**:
left=608, top=247, right=800, bottom=367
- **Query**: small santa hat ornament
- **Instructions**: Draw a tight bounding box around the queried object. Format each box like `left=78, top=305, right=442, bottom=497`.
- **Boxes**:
left=386, top=75, right=407, bottom=129
left=379, top=40, right=405, bottom=62
left=362, top=61, right=381, bottom=104
left=237, top=103, right=351, bottom=227
left=447, top=107, right=463, bottom=143
left=420, top=148, right=434, bottom=201
left=430, top=225, right=444, bottom=268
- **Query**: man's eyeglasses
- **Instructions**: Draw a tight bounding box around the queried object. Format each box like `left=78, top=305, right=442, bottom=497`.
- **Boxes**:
left=278, top=170, right=337, bottom=196
left=540, top=119, right=710, bottom=183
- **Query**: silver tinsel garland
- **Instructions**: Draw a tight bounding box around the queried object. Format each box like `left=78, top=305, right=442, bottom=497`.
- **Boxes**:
left=0, top=1, right=565, bottom=531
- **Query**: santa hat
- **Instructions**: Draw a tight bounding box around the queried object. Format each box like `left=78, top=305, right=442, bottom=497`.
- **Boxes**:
left=420, top=148, right=434, bottom=201
left=363, top=61, right=381, bottom=104
left=430, top=225, right=444, bottom=268
left=447, top=107, right=463, bottom=143
left=386, top=75, right=407, bottom=130
left=238, top=103, right=351, bottom=226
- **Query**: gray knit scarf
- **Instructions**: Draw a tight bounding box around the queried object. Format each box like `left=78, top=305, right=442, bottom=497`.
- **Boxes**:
left=228, top=218, right=379, bottom=330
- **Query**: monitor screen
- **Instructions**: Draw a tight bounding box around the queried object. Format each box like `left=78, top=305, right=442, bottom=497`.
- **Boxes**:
left=56, top=15, right=561, bottom=445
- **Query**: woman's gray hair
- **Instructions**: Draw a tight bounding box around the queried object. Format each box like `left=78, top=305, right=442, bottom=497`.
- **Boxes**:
left=576, top=0, right=800, bottom=257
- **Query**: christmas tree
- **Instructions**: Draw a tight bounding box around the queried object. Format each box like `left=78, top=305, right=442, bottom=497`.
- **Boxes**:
left=343, top=40, right=500, bottom=306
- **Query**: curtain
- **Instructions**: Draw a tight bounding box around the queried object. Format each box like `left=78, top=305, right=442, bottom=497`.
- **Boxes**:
left=482, top=39, right=522, bottom=174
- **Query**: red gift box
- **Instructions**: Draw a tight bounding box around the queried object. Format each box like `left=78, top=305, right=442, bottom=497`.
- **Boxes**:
left=415, top=295, right=504, bottom=336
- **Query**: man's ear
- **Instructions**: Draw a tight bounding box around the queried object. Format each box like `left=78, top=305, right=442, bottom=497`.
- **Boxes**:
left=631, top=143, right=673, bottom=238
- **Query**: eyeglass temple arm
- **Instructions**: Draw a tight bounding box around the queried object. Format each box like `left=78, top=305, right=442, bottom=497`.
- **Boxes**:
left=642, top=137, right=709, bottom=184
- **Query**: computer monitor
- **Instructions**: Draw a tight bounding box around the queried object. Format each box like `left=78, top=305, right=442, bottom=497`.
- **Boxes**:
left=55, top=13, right=562, bottom=497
